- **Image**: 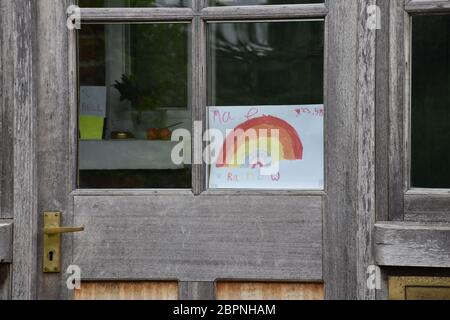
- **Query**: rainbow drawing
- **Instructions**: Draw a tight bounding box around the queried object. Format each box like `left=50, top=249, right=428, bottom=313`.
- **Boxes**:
left=216, top=115, right=303, bottom=168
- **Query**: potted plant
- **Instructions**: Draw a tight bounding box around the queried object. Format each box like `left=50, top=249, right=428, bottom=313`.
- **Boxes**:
left=113, top=74, right=166, bottom=137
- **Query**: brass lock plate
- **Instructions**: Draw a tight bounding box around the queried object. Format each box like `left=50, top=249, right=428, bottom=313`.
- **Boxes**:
left=43, top=212, right=62, bottom=273
left=389, top=276, right=450, bottom=300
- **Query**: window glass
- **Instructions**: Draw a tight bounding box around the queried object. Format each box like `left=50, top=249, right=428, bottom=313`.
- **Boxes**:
left=411, top=15, right=450, bottom=188
left=78, top=0, right=191, bottom=7
left=207, top=21, right=324, bottom=190
left=78, top=23, right=191, bottom=188
left=209, top=0, right=322, bottom=5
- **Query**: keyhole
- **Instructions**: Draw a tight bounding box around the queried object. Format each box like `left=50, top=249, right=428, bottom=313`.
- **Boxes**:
left=48, top=251, right=54, bottom=262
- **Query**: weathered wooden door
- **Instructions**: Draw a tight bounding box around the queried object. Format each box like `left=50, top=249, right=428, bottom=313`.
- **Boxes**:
left=19, top=0, right=372, bottom=300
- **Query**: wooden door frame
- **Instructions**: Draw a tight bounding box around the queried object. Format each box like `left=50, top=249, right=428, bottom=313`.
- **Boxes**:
left=380, top=0, right=450, bottom=223
left=1, top=0, right=379, bottom=300
left=0, top=0, right=39, bottom=300
left=69, top=2, right=323, bottom=295
left=373, top=0, right=450, bottom=299
left=376, top=0, right=450, bottom=222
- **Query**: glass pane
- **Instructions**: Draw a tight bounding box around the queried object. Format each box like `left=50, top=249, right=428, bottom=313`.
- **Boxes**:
left=411, top=15, right=450, bottom=188
left=78, top=23, right=191, bottom=189
left=78, top=0, right=190, bottom=7
left=207, top=21, right=324, bottom=190
left=210, top=0, right=322, bottom=5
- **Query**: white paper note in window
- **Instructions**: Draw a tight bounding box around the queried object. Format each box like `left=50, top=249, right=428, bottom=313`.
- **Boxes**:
left=208, top=105, right=324, bottom=190
left=80, top=86, right=107, bottom=117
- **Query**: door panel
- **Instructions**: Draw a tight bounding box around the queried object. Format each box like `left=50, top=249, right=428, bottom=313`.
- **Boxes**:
left=74, top=281, right=178, bottom=300
left=30, top=0, right=363, bottom=300
left=216, top=282, right=324, bottom=300
left=73, top=195, right=322, bottom=281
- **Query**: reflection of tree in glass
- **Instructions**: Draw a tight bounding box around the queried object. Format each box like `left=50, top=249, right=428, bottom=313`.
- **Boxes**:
left=130, top=0, right=189, bottom=6
left=112, top=23, right=188, bottom=124
left=211, top=0, right=322, bottom=6
left=78, top=0, right=190, bottom=7
left=113, top=74, right=157, bottom=124
left=210, top=22, right=324, bottom=106
left=129, top=23, right=188, bottom=109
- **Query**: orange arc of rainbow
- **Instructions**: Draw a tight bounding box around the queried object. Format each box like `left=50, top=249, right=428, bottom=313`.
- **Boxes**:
left=216, top=115, right=303, bottom=168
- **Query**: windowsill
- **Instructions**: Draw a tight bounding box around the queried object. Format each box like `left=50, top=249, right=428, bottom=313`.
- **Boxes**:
left=79, top=139, right=186, bottom=170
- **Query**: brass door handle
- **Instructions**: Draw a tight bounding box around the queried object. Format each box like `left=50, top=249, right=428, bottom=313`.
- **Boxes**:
left=44, top=226, right=85, bottom=235
left=43, top=212, right=85, bottom=273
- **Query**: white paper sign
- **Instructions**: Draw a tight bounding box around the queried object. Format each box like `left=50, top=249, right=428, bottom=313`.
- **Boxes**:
left=208, top=105, right=324, bottom=190
left=80, top=86, right=107, bottom=117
